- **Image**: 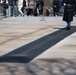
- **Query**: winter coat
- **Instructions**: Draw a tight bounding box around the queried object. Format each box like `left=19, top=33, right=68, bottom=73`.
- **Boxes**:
left=63, top=0, right=75, bottom=22
left=0, top=0, right=8, bottom=9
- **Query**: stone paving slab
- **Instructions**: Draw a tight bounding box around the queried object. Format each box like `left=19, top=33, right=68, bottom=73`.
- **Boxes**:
left=0, top=16, right=63, bottom=56
left=0, top=59, right=76, bottom=75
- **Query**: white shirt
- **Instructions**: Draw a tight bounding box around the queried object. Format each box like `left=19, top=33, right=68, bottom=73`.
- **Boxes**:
left=18, top=0, right=23, bottom=8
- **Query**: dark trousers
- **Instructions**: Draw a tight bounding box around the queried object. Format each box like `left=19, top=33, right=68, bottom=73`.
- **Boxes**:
left=39, top=8, right=43, bottom=15
left=2, top=7, right=6, bottom=16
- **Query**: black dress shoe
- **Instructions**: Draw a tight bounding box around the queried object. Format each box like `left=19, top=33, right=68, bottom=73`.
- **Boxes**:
left=66, top=26, right=71, bottom=30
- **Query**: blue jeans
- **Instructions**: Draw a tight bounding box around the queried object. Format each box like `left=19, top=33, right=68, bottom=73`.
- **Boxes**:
left=59, top=7, right=62, bottom=16
left=2, top=6, right=6, bottom=16
left=11, top=5, right=16, bottom=16
left=67, top=22, right=71, bottom=27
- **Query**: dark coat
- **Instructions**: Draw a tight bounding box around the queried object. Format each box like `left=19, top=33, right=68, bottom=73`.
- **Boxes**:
left=8, top=0, right=17, bottom=6
left=36, top=0, right=44, bottom=15
left=36, top=0, right=44, bottom=10
left=63, top=0, right=75, bottom=22
left=1, top=0, right=8, bottom=9
left=53, top=0, right=59, bottom=12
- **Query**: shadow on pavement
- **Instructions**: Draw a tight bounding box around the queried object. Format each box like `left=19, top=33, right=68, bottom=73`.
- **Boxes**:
left=26, top=58, right=76, bottom=75
left=0, top=26, right=76, bottom=63
left=0, top=58, right=76, bottom=75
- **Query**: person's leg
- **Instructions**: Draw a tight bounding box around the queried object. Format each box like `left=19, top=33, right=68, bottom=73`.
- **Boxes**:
left=41, top=8, right=43, bottom=15
left=3, top=7, right=6, bottom=17
left=59, top=7, right=62, bottom=16
left=27, top=8, right=30, bottom=16
left=30, top=9, right=34, bottom=16
left=39, top=10, right=41, bottom=15
left=67, top=22, right=71, bottom=27
left=13, top=5, right=16, bottom=17
left=18, top=7, right=24, bottom=16
left=8, top=6, right=11, bottom=17
left=2, top=6, right=4, bottom=16
left=11, top=6, right=13, bottom=16
left=6, top=8, right=9, bottom=17
left=53, top=12, right=55, bottom=16
left=21, top=7, right=24, bottom=14
left=67, top=21, right=71, bottom=30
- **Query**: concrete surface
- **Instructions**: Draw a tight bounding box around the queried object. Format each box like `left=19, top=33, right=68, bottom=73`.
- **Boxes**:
left=0, top=16, right=76, bottom=75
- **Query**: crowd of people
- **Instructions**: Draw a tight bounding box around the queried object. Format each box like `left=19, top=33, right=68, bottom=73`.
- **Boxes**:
left=0, top=0, right=44, bottom=17
left=53, top=0, right=76, bottom=30
left=0, top=0, right=76, bottom=18
left=0, top=0, right=76, bottom=31
left=53, top=0, right=76, bottom=16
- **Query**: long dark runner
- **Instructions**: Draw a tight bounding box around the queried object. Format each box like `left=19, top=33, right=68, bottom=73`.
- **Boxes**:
left=0, top=26, right=76, bottom=63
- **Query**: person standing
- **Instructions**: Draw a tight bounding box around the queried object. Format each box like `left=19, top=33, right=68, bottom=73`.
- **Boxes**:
left=63, top=0, right=76, bottom=30
left=11, top=0, right=17, bottom=17
left=53, top=0, right=59, bottom=16
left=36, top=0, right=44, bottom=16
left=29, top=0, right=35, bottom=16
left=0, top=0, right=8, bottom=17
left=8, top=0, right=12, bottom=16
left=58, top=0, right=63, bottom=16
left=18, top=0, right=24, bottom=16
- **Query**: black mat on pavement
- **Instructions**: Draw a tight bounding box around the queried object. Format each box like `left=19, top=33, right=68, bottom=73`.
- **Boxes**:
left=0, top=26, right=76, bottom=63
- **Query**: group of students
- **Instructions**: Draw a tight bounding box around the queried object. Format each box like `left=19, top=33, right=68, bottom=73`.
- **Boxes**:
left=0, top=0, right=44, bottom=17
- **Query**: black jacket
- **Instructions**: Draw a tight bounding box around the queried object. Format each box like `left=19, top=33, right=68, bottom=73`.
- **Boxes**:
left=63, top=0, right=75, bottom=22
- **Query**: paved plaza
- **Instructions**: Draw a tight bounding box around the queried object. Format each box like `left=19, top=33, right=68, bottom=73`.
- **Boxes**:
left=0, top=16, right=76, bottom=75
